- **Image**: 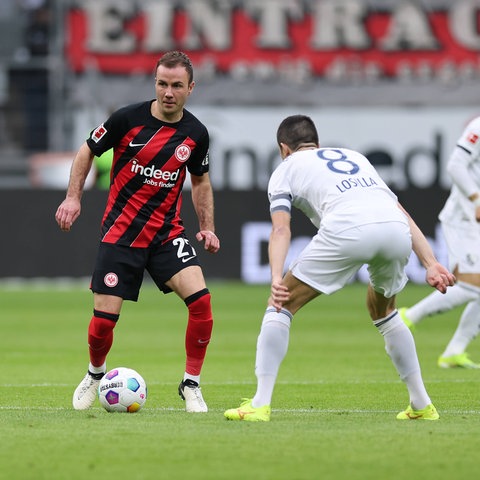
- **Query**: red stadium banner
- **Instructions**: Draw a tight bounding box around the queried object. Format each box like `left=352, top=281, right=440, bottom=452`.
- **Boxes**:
left=65, top=0, right=480, bottom=80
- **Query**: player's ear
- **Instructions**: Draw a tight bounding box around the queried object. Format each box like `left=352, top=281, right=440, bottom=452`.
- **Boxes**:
left=279, top=142, right=291, bottom=159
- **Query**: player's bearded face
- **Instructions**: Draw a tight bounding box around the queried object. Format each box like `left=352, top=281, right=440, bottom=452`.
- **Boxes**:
left=154, top=65, right=194, bottom=120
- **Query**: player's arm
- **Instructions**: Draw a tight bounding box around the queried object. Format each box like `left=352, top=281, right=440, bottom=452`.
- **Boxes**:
left=398, top=203, right=455, bottom=293
left=268, top=210, right=292, bottom=310
left=269, top=210, right=291, bottom=282
left=446, top=146, right=480, bottom=221
left=190, top=172, right=220, bottom=253
left=55, top=142, right=95, bottom=232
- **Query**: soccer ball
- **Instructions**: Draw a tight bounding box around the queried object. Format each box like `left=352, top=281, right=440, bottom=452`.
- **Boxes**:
left=98, top=367, right=147, bottom=413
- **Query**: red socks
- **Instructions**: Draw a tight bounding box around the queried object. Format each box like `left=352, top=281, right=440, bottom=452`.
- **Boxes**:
left=87, top=310, right=119, bottom=368
left=184, top=289, right=213, bottom=376
left=86, top=291, right=212, bottom=377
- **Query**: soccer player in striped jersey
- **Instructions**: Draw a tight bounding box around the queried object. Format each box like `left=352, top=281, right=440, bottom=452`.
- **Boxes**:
left=224, top=115, right=455, bottom=422
left=56, top=51, right=220, bottom=413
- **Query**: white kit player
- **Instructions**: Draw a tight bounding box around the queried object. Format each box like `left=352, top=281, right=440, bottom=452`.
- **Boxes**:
left=400, top=115, right=480, bottom=368
left=224, top=114, right=455, bottom=422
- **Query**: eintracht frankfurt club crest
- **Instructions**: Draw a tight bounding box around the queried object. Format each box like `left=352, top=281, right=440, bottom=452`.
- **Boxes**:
left=104, top=272, right=119, bottom=287
left=175, top=144, right=191, bottom=162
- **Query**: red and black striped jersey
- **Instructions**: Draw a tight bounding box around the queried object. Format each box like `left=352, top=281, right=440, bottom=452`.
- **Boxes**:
left=86, top=100, right=210, bottom=248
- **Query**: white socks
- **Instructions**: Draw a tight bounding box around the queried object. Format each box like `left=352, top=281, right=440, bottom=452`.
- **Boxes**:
left=89, top=362, right=106, bottom=374
left=253, top=307, right=435, bottom=410
left=406, top=282, right=480, bottom=324
left=252, top=307, right=292, bottom=408
left=442, top=298, right=480, bottom=356
left=374, top=311, right=431, bottom=410
left=184, top=374, right=200, bottom=384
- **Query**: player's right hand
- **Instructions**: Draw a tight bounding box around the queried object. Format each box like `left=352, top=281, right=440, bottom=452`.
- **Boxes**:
left=426, top=262, right=456, bottom=294
left=55, top=198, right=81, bottom=232
left=270, top=279, right=290, bottom=311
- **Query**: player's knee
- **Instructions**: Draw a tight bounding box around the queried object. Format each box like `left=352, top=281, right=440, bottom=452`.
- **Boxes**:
left=184, top=289, right=212, bottom=319
left=90, top=310, right=119, bottom=336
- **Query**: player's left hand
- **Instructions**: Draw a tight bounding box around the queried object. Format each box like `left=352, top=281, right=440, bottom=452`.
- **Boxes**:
left=196, top=230, right=220, bottom=253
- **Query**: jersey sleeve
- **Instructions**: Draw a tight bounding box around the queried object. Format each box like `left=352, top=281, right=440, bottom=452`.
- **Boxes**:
left=457, top=116, right=480, bottom=156
left=187, top=128, right=210, bottom=176
left=268, top=165, right=292, bottom=214
left=447, top=117, right=480, bottom=198
left=447, top=146, right=478, bottom=198
left=86, top=108, right=126, bottom=156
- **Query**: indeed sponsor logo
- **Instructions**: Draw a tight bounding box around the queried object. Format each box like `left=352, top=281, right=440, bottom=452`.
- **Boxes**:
left=131, top=160, right=180, bottom=187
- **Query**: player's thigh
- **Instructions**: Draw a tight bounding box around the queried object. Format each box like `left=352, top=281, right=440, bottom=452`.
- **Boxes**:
left=147, top=235, right=203, bottom=296
left=165, top=265, right=207, bottom=300
left=91, top=243, right=146, bottom=301
left=280, top=271, right=320, bottom=314
left=454, top=271, right=480, bottom=287
left=365, top=229, right=410, bottom=298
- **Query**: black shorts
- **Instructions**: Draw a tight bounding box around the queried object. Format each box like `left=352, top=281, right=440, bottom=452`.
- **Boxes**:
left=90, top=234, right=201, bottom=301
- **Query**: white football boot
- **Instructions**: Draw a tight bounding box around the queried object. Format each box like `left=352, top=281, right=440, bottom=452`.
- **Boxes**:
left=178, top=379, right=208, bottom=413
left=72, top=371, right=105, bottom=410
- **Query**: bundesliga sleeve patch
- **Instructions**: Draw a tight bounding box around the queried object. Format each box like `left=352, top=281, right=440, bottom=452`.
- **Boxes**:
left=92, top=124, right=107, bottom=143
left=467, top=132, right=479, bottom=144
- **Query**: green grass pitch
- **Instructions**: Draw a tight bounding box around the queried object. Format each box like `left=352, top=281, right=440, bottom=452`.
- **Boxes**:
left=1, top=281, right=479, bottom=480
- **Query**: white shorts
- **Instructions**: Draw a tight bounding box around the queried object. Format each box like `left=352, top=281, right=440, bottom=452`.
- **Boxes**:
left=290, top=222, right=411, bottom=297
left=441, top=221, right=480, bottom=273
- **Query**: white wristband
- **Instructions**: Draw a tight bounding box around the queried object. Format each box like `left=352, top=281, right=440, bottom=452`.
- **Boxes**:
left=473, top=197, right=480, bottom=208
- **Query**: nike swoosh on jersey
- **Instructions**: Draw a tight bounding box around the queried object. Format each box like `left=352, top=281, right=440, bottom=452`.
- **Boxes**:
left=129, top=141, right=146, bottom=147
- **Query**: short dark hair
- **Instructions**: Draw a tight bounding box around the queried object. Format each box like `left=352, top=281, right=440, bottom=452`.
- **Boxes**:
left=276, top=115, right=319, bottom=151
left=155, top=51, right=194, bottom=84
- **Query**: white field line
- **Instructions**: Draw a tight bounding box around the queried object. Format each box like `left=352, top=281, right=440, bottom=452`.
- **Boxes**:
left=0, top=377, right=476, bottom=388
